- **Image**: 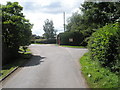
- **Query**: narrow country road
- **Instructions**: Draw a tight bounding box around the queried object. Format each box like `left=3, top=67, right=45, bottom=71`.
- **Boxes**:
left=2, top=44, right=88, bottom=88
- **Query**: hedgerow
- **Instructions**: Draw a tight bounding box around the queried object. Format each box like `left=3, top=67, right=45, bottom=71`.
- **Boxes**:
left=88, top=23, right=120, bottom=73
left=58, top=31, right=84, bottom=46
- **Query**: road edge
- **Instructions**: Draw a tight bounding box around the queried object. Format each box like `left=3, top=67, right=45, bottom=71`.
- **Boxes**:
left=0, top=66, right=19, bottom=82
left=0, top=54, right=33, bottom=82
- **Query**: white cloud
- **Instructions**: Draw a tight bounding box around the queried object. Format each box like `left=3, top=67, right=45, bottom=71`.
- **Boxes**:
left=1, top=0, right=85, bottom=36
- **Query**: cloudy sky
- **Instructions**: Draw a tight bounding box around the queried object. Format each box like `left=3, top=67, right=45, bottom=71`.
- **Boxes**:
left=1, top=0, right=85, bottom=36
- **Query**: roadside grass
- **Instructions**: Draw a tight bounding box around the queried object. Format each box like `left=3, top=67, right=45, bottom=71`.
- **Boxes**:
left=60, top=45, right=86, bottom=48
left=80, top=52, right=119, bottom=88
left=19, top=46, right=31, bottom=52
left=32, top=43, right=46, bottom=45
left=0, top=48, right=32, bottom=80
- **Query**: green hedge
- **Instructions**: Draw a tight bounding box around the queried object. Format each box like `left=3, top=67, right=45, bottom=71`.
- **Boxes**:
left=88, top=23, right=120, bottom=73
left=31, top=39, right=56, bottom=44
left=58, top=31, right=84, bottom=46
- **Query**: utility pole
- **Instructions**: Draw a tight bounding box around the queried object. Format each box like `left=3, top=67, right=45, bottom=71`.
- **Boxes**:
left=63, top=12, right=65, bottom=32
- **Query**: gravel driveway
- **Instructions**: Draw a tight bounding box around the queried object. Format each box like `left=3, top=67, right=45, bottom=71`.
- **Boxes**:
left=2, top=44, right=88, bottom=88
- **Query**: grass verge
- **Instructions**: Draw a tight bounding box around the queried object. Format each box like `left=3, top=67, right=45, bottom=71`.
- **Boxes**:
left=80, top=52, right=119, bottom=88
left=0, top=48, right=32, bottom=80
left=60, top=45, right=86, bottom=48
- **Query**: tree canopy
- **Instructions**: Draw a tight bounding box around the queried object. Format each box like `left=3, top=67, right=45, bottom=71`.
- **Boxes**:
left=66, top=2, right=120, bottom=39
left=2, top=2, right=33, bottom=48
left=43, top=19, right=56, bottom=39
left=1, top=2, right=33, bottom=64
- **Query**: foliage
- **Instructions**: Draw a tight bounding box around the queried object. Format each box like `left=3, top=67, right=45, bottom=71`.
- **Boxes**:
left=35, top=39, right=56, bottom=44
left=80, top=52, right=119, bottom=88
left=19, top=46, right=30, bottom=52
left=81, top=2, right=120, bottom=26
left=22, top=46, right=28, bottom=52
left=58, top=31, right=84, bottom=46
left=31, top=34, right=45, bottom=43
left=1, top=2, right=33, bottom=64
left=66, top=2, right=120, bottom=45
left=88, top=23, right=120, bottom=73
left=66, top=12, right=83, bottom=32
left=43, top=19, right=56, bottom=39
left=32, top=34, right=44, bottom=39
left=31, top=38, right=56, bottom=44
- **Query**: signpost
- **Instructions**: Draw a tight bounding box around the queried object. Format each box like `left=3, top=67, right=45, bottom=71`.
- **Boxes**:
left=63, top=12, right=65, bottom=32
left=69, top=38, right=73, bottom=42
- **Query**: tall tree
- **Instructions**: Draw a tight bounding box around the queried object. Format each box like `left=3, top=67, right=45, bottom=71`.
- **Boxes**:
left=1, top=2, right=33, bottom=64
left=2, top=2, right=33, bottom=48
left=43, top=19, right=56, bottom=39
left=66, top=12, right=82, bottom=32
left=66, top=2, right=120, bottom=38
left=80, top=2, right=120, bottom=27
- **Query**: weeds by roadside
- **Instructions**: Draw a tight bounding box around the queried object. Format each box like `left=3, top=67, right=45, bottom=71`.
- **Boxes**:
left=80, top=52, right=119, bottom=88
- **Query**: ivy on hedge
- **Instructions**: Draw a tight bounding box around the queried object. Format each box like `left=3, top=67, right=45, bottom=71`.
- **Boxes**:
left=88, top=23, right=120, bottom=73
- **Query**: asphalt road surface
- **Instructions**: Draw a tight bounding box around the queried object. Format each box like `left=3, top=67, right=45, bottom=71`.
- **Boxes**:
left=2, top=44, right=88, bottom=88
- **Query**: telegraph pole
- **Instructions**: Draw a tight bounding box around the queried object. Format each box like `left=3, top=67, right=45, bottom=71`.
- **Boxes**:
left=63, top=12, right=65, bottom=32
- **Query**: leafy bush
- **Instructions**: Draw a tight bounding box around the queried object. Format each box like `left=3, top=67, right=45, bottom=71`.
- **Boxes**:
left=33, top=39, right=56, bottom=44
left=2, top=2, right=32, bottom=64
left=80, top=52, right=119, bottom=88
left=88, top=23, right=120, bottom=73
left=58, top=31, right=84, bottom=46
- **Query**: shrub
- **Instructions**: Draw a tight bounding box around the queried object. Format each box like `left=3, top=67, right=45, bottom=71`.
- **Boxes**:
left=2, top=2, right=32, bottom=64
left=35, top=39, right=56, bottom=44
left=88, top=23, right=120, bottom=73
left=58, top=31, right=84, bottom=46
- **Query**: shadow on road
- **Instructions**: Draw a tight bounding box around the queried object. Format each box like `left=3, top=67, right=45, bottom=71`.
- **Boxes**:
left=21, top=55, right=46, bottom=67
left=2, top=55, right=46, bottom=71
